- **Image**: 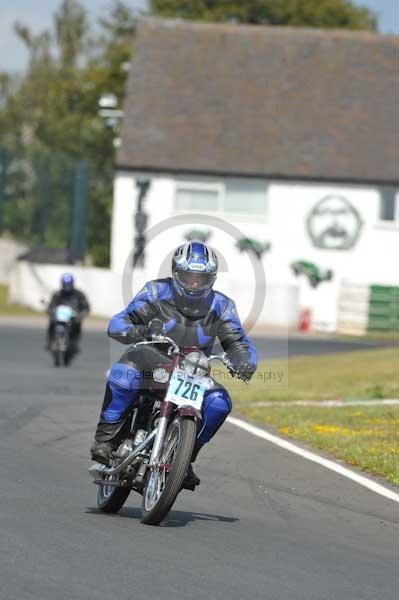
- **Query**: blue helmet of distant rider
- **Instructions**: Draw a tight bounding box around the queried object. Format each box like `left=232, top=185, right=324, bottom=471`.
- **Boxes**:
left=61, top=273, right=74, bottom=294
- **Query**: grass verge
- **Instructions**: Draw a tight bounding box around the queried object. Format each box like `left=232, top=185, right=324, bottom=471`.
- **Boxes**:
left=0, top=284, right=41, bottom=317
left=218, top=349, right=399, bottom=485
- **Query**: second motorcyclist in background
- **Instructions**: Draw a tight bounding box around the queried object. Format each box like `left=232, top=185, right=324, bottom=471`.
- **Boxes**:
left=90, top=242, right=258, bottom=489
left=47, top=273, right=90, bottom=352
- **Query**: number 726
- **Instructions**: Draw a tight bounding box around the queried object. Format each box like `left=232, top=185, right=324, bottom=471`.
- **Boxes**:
left=175, top=377, right=201, bottom=402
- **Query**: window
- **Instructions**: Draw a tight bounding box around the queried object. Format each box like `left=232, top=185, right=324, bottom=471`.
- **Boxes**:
left=380, top=188, right=398, bottom=221
left=224, top=179, right=267, bottom=214
left=175, top=179, right=268, bottom=217
left=175, top=185, right=221, bottom=212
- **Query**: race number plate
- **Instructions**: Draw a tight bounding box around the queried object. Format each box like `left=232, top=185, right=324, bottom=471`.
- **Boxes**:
left=165, top=369, right=207, bottom=411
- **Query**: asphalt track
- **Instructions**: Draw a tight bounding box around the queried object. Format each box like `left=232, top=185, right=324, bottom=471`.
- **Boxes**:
left=1, top=324, right=399, bottom=600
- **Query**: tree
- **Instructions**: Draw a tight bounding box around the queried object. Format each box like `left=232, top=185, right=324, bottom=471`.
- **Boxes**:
left=55, top=0, right=87, bottom=69
left=83, top=1, right=136, bottom=266
left=150, top=0, right=377, bottom=31
left=0, top=0, right=137, bottom=266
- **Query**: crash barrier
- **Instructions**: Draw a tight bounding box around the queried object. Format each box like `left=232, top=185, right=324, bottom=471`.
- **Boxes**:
left=368, top=286, right=399, bottom=331
left=337, top=282, right=369, bottom=335
left=337, top=281, right=399, bottom=334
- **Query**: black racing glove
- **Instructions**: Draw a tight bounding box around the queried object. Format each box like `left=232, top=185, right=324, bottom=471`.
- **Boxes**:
left=148, top=318, right=165, bottom=337
left=235, top=361, right=256, bottom=383
left=125, top=324, right=149, bottom=344
left=228, top=351, right=256, bottom=382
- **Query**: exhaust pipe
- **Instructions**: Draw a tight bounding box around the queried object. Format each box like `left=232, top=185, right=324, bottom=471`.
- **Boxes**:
left=89, top=428, right=157, bottom=479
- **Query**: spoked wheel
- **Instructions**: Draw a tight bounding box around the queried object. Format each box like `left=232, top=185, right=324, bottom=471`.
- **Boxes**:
left=52, top=331, right=66, bottom=367
left=97, top=472, right=131, bottom=514
left=63, top=349, right=71, bottom=366
left=141, top=417, right=196, bottom=526
left=53, top=349, right=61, bottom=367
left=53, top=349, right=69, bottom=367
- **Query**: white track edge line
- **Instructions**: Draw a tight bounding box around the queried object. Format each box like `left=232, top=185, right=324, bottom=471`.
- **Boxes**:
left=252, top=399, right=399, bottom=408
left=227, top=416, right=399, bottom=505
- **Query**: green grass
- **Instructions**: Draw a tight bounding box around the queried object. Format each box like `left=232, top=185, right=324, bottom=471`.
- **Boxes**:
left=0, top=284, right=42, bottom=316
left=217, top=347, right=399, bottom=403
left=235, top=404, right=399, bottom=486
left=217, top=349, right=399, bottom=485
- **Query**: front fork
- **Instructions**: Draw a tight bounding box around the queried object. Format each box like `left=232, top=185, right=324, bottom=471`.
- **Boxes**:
left=149, top=401, right=173, bottom=466
left=149, top=415, right=169, bottom=466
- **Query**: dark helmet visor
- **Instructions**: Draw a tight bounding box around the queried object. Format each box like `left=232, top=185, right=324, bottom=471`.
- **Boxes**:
left=175, top=270, right=216, bottom=292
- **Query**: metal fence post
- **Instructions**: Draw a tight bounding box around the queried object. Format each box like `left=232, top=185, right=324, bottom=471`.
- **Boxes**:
left=39, top=159, right=50, bottom=245
left=70, top=161, right=89, bottom=262
left=0, top=149, right=7, bottom=235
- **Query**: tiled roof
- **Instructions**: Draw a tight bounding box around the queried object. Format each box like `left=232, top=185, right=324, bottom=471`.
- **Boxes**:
left=117, top=18, right=399, bottom=184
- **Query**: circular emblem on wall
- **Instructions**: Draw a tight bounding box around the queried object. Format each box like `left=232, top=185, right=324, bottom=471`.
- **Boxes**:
left=306, top=195, right=362, bottom=250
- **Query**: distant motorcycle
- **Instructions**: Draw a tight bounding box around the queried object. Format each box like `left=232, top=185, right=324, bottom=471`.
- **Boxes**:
left=89, top=324, right=244, bottom=526
left=50, top=304, right=77, bottom=367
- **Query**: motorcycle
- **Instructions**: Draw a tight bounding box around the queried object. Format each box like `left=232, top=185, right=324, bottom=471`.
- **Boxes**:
left=50, top=304, right=77, bottom=367
left=89, top=324, right=244, bottom=526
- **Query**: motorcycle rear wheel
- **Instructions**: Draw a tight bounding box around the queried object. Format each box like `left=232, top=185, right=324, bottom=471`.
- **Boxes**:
left=141, top=417, right=196, bottom=526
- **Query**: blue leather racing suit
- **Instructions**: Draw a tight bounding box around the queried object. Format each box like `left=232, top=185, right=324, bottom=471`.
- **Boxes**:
left=94, top=278, right=257, bottom=449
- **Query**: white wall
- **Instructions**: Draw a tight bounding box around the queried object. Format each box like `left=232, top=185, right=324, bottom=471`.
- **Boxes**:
left=9, top=259, right=298, bottom=330
left=111, top=171, right=398, bottom=331
left=0, top=238, right=27, bottom=284
left=9, top=169, right=300, bottom=327
left=9, top=261, right=124, bottom=317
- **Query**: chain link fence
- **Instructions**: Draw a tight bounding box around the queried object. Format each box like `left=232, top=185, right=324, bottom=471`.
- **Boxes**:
left=0, top=147, right=89, bottom=263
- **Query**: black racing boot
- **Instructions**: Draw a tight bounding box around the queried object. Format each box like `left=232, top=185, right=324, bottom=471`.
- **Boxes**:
left=90, top=440, right=113, bottom=466
left=182, top=442, right=202, bottom=491
left=91, top=402, right=126, bottom=466
left=182, top=464, right=201, bottom=491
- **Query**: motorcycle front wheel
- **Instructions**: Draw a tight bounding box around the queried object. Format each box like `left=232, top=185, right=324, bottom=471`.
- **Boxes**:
left=53, top=348, right=70, bottom=367
left=141, top=417, right=196, bottom=526
left=97, top=473, right=131, bottom=514
left=53, top=349, right=61, bottom=367
left=52, top=330, right=69, bottom=367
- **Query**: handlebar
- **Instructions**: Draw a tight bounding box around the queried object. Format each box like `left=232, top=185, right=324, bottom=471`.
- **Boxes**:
left=208, top=351, right=234, bottom=370
left=133, top=338, right=249, bottom=384
left=134, top=335, right=180, bottom=355
left=208, top=352, right=250, bottom=385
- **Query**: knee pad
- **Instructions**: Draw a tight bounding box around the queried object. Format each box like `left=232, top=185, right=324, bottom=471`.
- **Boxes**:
left=197, top=389, right=232, bottom=444
left=103, top=364, right=142, bottom=423
left=204, top=389, right=232, bottom=418
left=108, top=362, right=142, bottom=392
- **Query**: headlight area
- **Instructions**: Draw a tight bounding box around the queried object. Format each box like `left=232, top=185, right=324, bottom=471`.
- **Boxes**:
left=152, top=367, right=170, bottom=384
left=181, top=351, right=210, bottom=378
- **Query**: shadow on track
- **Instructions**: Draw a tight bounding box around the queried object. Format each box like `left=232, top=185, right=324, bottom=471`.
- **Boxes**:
left=86, top=506, right=239, bottom=527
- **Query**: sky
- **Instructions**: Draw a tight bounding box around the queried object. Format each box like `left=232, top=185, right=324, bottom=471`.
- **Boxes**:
left=0, top=0, right=398, bottom=72
left=0, top=0, right=147, bottom=72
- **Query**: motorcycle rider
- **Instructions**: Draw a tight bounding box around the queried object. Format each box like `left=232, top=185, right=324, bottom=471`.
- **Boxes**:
left=90, top=242, right=257, bottom=489
left=47, top=273, right=90, bottom=352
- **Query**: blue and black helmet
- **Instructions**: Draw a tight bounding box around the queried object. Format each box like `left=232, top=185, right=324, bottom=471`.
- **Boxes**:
left=172, top=241, right=218, bottom=299
left=61, top=273, right=74, bottom=292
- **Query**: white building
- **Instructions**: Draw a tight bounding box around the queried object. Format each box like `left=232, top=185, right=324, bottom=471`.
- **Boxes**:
left=111, top=18, right=399, bottom=333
